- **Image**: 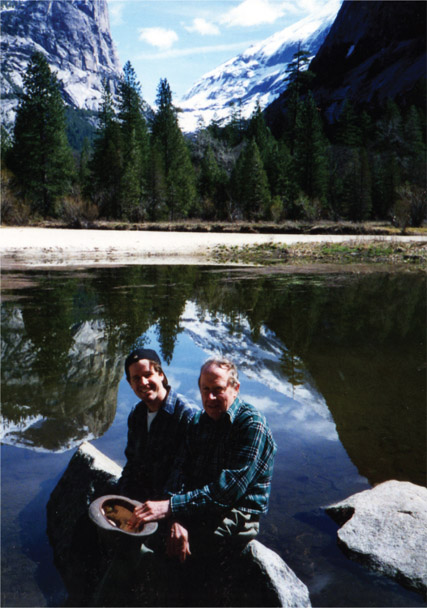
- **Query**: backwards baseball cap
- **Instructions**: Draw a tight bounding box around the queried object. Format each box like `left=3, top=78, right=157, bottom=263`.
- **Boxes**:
left=125, top=348, right=161, bottom=379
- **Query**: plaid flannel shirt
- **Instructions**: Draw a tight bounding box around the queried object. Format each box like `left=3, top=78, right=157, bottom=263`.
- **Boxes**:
left=119, top=388, right=199, bottom=502
left=170, top=396, right=277, bottom=517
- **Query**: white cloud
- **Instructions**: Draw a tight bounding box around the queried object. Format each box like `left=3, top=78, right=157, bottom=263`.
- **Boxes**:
left=136, top=40, right=255, bottom=60
left=220, top=0, right=286, bottom=27
left=186, top=17, right=220, bottom=36
left=138, top=27, right=179, bottom=50
left=108, top=1, right=125, bottom=26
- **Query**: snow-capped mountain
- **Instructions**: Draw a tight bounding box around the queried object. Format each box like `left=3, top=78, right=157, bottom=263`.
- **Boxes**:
left=177, top=0, right=342, bottom=133
left=0, top=0, right=122, bottom=128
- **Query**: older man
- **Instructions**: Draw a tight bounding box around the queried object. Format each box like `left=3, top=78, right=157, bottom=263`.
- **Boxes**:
left=131, top=357, right=277, bottom=563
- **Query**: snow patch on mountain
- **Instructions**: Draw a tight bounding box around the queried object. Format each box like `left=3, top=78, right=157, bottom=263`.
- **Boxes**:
left=177, top=0, right=342, bottom=133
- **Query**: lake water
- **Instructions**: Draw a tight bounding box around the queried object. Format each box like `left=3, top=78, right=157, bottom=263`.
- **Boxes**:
left=1, top=264, right=425, bottom=607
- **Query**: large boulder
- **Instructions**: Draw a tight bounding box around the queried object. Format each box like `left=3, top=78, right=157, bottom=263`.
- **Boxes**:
left=46, top=442, right=121, bottom=606
left=47, top=441, right=311, bottom=607
left=325, top=480, right=427, bottom=595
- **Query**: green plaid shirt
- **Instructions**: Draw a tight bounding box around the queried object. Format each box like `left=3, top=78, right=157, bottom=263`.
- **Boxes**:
left=170, top=397, right=277, bottom=517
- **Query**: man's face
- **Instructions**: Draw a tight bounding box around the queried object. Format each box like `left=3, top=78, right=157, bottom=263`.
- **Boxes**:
left=128, top=359, right=167, bottom=411
left=199, top=364, right=240, bottom=421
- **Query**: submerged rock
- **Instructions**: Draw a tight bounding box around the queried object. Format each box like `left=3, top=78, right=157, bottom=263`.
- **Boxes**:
left=47, top=441, right=311, bottom=607
left=326, top=480, right=427, bottom=595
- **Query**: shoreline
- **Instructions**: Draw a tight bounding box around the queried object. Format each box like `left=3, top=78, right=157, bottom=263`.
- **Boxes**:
left=1, top=226, right=426, bottom=269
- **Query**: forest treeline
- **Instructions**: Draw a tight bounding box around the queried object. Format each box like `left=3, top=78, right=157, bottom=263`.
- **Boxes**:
left=1, top=51, right=426, bottom=227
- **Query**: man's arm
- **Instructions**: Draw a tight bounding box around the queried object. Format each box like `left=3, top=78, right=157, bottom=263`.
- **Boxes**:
left=118, top=408, right=141, bottom=497
left=134, top=410, right=276, bottom=522
left=171, top=414, right=276, bottom=517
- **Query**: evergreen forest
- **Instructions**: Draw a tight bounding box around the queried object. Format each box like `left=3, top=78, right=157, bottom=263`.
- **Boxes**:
left=2, top=51, right=426, bottom=228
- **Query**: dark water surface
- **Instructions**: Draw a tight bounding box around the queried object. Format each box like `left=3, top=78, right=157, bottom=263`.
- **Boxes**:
left=1, top=265, right=425, bottom=607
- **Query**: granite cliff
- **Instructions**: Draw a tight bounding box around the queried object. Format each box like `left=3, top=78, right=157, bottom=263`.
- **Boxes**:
left=0, top=0, right=122, bottom=128
left=265, top=0, right=426, bottom=125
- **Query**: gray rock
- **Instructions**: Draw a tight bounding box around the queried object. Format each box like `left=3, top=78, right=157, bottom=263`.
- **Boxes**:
left=47, top=441, right=312, bottom=607
left=239, top=540, right=312, bottom=607
left=326, top=480, right=427, bottom=595
left=46, top=441, right=121, bottom=606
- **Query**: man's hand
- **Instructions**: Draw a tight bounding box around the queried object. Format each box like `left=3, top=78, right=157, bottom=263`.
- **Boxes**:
left=167, top=521, right=191, bottom=563
left=128, top=499, right=171, bottom=529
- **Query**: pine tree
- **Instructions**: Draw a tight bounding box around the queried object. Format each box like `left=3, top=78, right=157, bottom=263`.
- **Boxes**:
left=373, top=101, right=405, bottom=217
left=239, top=139, right=271, bottom=220
left=78, top=137, right=91, bottom=194
left=8, top=51, right=75, bottom=217
left=402, top=106, right=426, bottom=185
left=293, top=93, right=328, bottom=203
left=1, top=124, right=12, bottom=165
left=343, top=147, right=372, bottom=221
left=87, top=80, right=123, bottom=218
left=223, top=100, right=245, bottom=146
left=336, top=99, right=361, bottom=147
left=283, top=46, right=315, bottom=153
left=267, top=139, right=298, bottom=215
left=284, top=46, right=315, bottom=94
left=151, top=79, right=197, bottom=219
left=247, top=102, right=274, bottom=163
left=198, top=144, right=228, bottom=218
left=370, top=152, right=388, bottom=219
left=147, top=141, right=168, bottom=220
left=117, top=61, right=150, bottom=220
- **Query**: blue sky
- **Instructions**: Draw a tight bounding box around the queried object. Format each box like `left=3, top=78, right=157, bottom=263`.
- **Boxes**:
left=108, top=0, right=337, bottom=107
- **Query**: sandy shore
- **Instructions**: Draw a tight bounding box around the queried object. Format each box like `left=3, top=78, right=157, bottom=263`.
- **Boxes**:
left=1, top=226, right=426, bottom=268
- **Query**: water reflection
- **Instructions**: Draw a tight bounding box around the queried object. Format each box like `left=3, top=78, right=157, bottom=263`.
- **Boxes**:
left=1, top=308, right=122, bottom=451
left=1, top=266, right=425, bottom=485
left=1, top=265, right=425, bottom=608
left=181, top=301, right=338, bottom=442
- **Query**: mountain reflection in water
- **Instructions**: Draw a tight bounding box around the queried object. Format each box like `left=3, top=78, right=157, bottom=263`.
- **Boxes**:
left=1, top=265, right=425, bottom=608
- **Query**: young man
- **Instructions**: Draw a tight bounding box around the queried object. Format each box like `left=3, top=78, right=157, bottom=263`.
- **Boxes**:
left=94, top=348, right=198, bottom=607
left=130, top=357, right=277, bottom=563
left=119, top=347, right=198, bottom=502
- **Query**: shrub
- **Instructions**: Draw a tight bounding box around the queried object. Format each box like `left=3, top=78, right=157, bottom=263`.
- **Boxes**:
left=393, top=184, right=426, bottom=231
left=295, top=194, right=323, bottom=221
left=59, top=196, right=99, bottom=227
left=0, top=167, right=30, bottom=225
left=269, top=196, right=284, bottom=222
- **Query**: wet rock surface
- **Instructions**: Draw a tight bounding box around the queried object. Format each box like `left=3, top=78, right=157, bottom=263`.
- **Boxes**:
left=47, top=441, right=311, bottom=607
left=326, top=480, right=427, bottom=595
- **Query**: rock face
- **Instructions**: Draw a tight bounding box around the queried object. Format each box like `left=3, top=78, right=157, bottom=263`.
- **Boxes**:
left=307, top=0, right=426, bottom=120
left=47, top=441, right=312, bottom=607
left=326, top=480, right=427, bottom=595
left=0, top=0, right=122, bottom=128
left=265, top=0, right=426, bottom=125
